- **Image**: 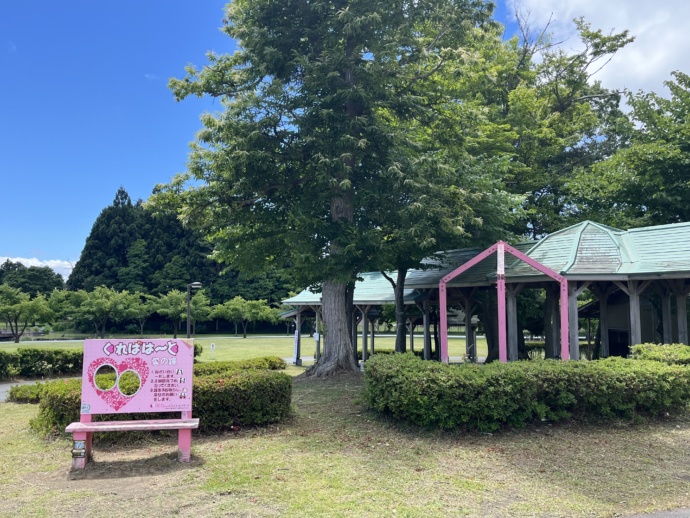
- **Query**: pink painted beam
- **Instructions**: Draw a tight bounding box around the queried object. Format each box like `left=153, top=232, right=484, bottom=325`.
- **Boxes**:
left=439, top=282, right=448, bottom=362
left=438, top=240, right=570, bottom=363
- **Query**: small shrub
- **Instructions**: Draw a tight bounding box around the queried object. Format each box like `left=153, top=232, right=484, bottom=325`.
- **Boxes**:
left=29, top=379, right=82, bottom=436
left=0, top=351, right=20, bottom=381
left=7, top=382, right=44, bottom=403
left=194, top=343, right=203, bottom=358
left=630, top=343, right=690, bottom=365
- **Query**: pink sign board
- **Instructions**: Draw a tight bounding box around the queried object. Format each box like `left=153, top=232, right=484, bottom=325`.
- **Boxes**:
left=80, top=339, right=194, bottom=415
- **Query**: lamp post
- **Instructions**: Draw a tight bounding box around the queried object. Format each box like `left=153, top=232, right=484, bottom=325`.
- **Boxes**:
left=186, top=282, right=202, bottom=339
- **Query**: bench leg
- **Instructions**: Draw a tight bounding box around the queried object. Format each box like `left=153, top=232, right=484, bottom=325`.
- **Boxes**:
left=178, top=428, right=192, bottom=462
left=71, top=431, right=92, bottom=470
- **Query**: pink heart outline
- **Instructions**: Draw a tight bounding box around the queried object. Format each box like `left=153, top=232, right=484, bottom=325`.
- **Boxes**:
left=87, top=357, right=149, bottom=411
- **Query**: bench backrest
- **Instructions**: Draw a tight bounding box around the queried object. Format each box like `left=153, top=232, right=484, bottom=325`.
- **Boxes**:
left=79, top=339, right=194, bottom=419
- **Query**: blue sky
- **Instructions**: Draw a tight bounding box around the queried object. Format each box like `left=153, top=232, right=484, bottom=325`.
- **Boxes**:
left=1, top=0, right=688, bottom=279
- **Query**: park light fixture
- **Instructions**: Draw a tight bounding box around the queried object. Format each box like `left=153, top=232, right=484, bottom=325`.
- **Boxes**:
left=186, top=282, right=203, bottom=339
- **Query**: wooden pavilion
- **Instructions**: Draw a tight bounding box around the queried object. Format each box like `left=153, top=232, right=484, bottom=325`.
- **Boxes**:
left=283, top=220, right=690, bottom=365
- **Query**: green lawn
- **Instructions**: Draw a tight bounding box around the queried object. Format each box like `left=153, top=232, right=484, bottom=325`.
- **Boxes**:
left=1, top=334, right=489, bottom=363
left=2, top=371, right=690, bottom=517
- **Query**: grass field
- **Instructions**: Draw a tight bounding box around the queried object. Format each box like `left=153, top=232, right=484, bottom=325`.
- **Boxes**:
left=0, top=334, right=490, bottom=363
left=2, top=369, right=690, bottom=516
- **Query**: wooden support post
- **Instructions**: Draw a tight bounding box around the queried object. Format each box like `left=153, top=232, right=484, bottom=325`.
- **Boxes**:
left=662, top=292, right=672, bottom=344
left=614, top=280, right=651, bottom=349
left=599, top=293, right=610, bottom=357
left=506, top=284, right=523, bottom=362
left=543, top=286, right=555, bottom=359
left=361, top=305, right=370, bottom=362
left=293, top=309, right=302, bottom=366
left=352, top=309, right=358, bottom=365
left=497, top=243, right=508, bottom=363
left=407, top=319, right=414, bottom=353
left=423, top=299, right=431, bottom=361
left=440, top=283, right=449, bottom=363
left=677, top=293, right=688, bottom=345
left=459, top=289, right=476, bottom=362
left=629, top=283, right=642, bottom=347
left=464, top=304, right=474, bottom=362
left=315, top=309, right=321, bottom=361
left=369, top=316, right=375, bottom=355
left=559, top=280, right=570, bottom=360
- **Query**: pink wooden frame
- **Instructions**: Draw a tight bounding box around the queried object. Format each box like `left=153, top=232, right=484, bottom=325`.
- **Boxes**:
left=439, top=241, right=569, bottom=363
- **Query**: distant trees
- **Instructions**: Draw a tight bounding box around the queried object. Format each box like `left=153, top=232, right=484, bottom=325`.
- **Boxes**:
left=212, top=297, right=275, bottom=338
left=0, top=285, right=53, bottom=343
left=0, top=260, right=64, bottom=296
left=67, top=187, right=296, bottom=305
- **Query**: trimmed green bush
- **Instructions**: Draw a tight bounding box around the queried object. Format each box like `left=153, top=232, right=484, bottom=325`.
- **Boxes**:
left=364, top=353, right=690, bottom=432
left=356, top=349, right=425, bottom=360
left=630, top=343, right=690, bottom=365
left=29, top=368, right=292, bottom=437
left=0, top=348, right=83, bottom=381
left=7, top=382, right=44, bottom=403
left=30, top=379, right=82, bottom=436
left=17, top=348, right=83, bottom=378
left=193, top=356, right=286, bottom=376
left=0, top=351, right=20, bottom=380
left=193, top=370, right=292, bottom=430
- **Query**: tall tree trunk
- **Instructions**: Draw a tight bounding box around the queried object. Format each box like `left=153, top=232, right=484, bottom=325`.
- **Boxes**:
left=481, top=290, right=500, bottom=363
left=242, top=321, right=248, bottom=338
left=307, top=280, right=358, bottom=377
left=383, top=269, right=408, bottom=353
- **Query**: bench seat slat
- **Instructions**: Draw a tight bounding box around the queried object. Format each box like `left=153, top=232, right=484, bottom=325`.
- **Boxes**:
left=66, top=418, right=199, bottom=433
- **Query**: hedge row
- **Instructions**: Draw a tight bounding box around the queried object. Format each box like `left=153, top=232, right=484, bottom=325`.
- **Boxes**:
left=0, top=343, right=205, bottom=381
left=363, top=353, right=690, bottom=432
left=630, top=343, right=690, bottom=365
left=192, top=356, right=286, bottom=376
left=0, top=348, right=83, bottom=381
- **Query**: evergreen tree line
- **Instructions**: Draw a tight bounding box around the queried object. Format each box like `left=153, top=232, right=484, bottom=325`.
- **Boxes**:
left=67, top=187, right=297, bottom=306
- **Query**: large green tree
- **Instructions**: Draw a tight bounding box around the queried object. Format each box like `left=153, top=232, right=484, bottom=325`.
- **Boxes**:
left=575, top=71, right=690, bottom=227
left=156, top=0, right=511, bottom=376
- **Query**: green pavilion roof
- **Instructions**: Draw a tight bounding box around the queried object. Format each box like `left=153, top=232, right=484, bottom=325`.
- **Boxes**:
left=283, top=220, right=690, bottom=307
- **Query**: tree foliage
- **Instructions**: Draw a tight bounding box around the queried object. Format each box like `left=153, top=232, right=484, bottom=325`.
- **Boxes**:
left=0, top=285, right=53, bottom=343
left=575, top=71, right=690, bottom=227
left=0, top=260, right=64, bottom=297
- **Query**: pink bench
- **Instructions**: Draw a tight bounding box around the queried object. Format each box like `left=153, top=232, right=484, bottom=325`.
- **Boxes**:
left=66, top=339, right=199, bottom=470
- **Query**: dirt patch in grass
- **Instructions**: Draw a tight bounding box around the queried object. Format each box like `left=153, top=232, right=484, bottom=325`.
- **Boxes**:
left=2, top=374, right=690, bottom=517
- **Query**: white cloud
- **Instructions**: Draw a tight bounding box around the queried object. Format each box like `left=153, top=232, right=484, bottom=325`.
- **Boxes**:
left=0, top=257, right=74, bottom=280
left=504, top=0, right=690, bottom=97
left=7, top=41, right=17, bottom=53
left=144, top=73, right=159, bottom=80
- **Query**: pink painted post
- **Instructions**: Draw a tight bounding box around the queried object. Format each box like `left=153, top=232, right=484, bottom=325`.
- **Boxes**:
left=178, top=410, right=192, bottom=462
left=560, top=279, right=570, bottom=360
left=439, top=283, right=449, bottom=363
left=497, top=243, right=508, bottom=363
left=438, top=244, right=499, bottom=363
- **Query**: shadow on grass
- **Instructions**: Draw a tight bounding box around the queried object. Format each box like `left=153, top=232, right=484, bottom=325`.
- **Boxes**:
left=68, top=451, right=205, bottom=480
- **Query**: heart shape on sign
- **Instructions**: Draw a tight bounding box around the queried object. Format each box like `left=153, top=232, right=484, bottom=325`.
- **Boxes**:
left=87, top=357, right=150, bottom=411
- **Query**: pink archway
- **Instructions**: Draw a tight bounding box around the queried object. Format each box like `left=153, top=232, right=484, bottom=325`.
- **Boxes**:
left=439, top=241, right=569, bottom=363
